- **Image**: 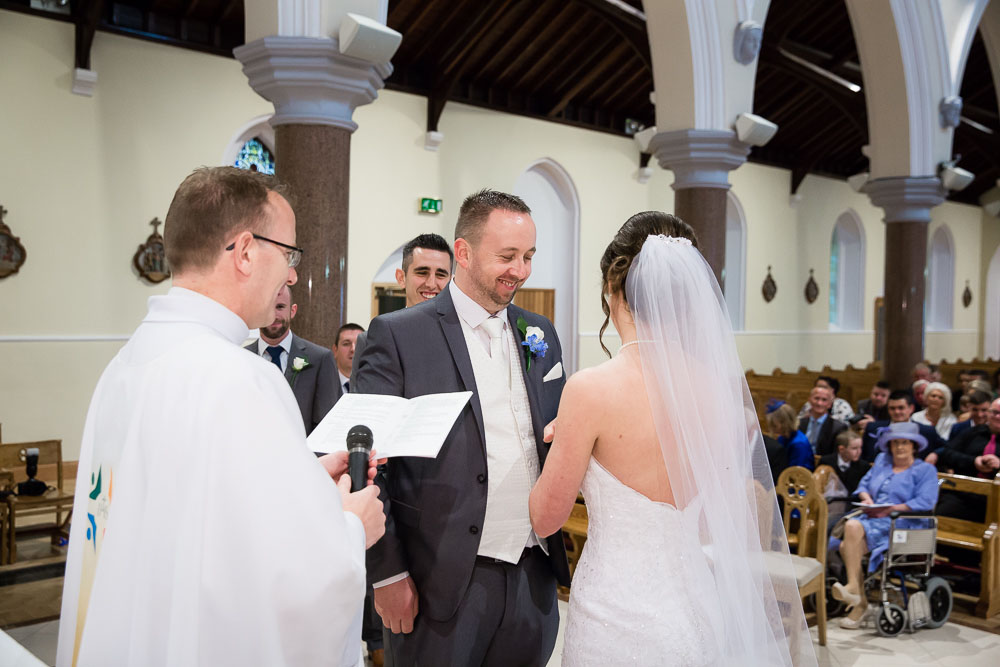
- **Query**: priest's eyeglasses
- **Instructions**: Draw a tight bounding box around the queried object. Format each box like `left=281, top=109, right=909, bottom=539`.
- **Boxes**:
left=226, top=234, right=304, bottom=268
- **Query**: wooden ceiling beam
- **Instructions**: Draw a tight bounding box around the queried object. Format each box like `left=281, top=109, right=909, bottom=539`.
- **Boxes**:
left=569, top=0, right=652, bottom=73
left=585, top=53, right=642, bottom=106
left=74, top=0, right=106, bottom=70
left=601, top=61, right=650, bottom=110
left=548, top=41, right=629, bottom=117
left=486, top=2, right=564, bottom=86
left=508, top=5, right=580, bottom=89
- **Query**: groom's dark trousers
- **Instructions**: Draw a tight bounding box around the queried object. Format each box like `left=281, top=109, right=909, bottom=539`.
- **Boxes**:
left=354, top=286, right=570, bottom=666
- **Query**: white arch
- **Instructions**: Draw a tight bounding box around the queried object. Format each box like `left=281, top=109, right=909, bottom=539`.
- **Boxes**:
left=724, top=190, right=747, bottom=330
left=829, top=209, right=866, bottom=331
left=221, top=114, right=276, bottom=166
left=372, top=243, right=405, bottom=284
left=985, top=245, right=1000, bottom=359
left=513, top=158, right=581, bottom=373
left=927, top=224, right=956, bottom=331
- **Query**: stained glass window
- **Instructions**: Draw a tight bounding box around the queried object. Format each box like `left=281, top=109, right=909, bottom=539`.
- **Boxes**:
left=234, top=137, right=275, bottom=175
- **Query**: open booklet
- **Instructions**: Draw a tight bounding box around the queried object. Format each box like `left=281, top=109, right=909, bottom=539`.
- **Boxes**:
left=851, top=502, right=895, bottom=508
left=307, top=391, right=473, bottom=459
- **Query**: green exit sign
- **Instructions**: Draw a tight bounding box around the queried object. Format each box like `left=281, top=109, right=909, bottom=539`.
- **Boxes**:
left=420, top=198, right=443, bottom=214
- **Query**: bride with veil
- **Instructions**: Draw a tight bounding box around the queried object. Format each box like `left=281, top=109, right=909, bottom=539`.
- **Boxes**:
left=529, top=212, right=816, bottom=666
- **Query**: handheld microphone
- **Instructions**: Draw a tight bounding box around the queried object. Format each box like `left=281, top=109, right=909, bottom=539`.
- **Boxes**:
left=347, top=425, right=374, bottom=492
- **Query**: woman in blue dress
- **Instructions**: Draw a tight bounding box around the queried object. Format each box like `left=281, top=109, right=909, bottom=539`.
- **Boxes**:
left=831, top=421, right=939, bottom=628
left=765, top=400, right=814, bottom=470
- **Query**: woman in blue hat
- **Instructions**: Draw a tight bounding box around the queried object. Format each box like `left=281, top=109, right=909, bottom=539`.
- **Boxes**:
left=831, top=421, right=939, bottom=628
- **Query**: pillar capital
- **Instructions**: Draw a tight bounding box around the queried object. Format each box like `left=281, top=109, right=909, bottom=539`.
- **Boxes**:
left=649, top=129, right=750, bottom=190
left=865, top=176, right=946, bottom=223
left=234, top=36, right=392, bottom=132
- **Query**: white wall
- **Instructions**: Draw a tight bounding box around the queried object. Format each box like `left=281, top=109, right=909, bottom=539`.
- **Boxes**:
left=0, top=10, right=989, bottom=461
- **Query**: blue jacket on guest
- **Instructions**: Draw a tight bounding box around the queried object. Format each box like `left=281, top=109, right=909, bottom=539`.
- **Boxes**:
left=779, top=430, right=814, bottom=471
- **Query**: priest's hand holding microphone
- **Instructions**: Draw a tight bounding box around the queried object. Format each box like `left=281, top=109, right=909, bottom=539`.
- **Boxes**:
left=318, top=425, right=386, bottom=548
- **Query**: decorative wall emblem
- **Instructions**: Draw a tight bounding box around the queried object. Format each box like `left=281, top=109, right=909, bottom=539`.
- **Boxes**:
left=762, top=266, right=777, bottom=303
left=133, top=218, right=170, bottom=284
left=734, top=20, right=763, bottom=65
left=804, top=269, right=819, bottom=304
left=963, top=280, right=972, bottom=308
left=939, top=96, right=962, bottom=128
left=0, top=206, right=26, bottom=279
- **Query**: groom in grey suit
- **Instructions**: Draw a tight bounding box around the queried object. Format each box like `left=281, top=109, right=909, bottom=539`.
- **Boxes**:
left=245, top=285, right=340, bottom=435
left=354, top=190, right=569, bottom=666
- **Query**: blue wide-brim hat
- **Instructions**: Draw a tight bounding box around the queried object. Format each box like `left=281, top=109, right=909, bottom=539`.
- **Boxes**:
left=875, top=421, right=929, bottom=453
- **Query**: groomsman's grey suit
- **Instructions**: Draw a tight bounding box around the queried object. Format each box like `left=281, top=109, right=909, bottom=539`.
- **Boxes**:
left=246, top=333, right=341, bottom=435
left=354, top=283, right=570, bottom=666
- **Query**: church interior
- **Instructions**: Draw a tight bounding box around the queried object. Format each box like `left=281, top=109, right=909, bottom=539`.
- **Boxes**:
left=3, top=0, right=1000, bottom=664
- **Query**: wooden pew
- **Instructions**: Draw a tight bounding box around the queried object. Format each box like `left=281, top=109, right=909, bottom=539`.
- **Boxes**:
left=935, top=473, right=1000, bottom=618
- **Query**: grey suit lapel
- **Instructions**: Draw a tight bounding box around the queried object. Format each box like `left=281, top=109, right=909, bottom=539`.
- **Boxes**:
left=436, top=289, right=486, bottom=452
left=283, top=335, right=299, bottom=382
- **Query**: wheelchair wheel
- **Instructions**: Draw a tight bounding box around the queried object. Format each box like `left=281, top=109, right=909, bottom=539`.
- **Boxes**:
left=924, top=577, right=953, bottom=629
left=876, top=603, right=906, bottom=637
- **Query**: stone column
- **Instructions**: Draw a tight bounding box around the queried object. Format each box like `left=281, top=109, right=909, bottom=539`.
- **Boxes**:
left=866, top=177, right=946, bottom=389
left=649, top=129, right=750, bottom=287
left=235, top=37, right=391, bottom=348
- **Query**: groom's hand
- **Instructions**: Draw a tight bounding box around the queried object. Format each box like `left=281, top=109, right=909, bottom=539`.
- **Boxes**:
left=374, top=576, right=419, bottom=634
left=543, top=419, right=557, bottom=443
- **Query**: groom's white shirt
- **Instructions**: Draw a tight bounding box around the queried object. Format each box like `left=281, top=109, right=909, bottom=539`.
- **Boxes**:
left=58, top=287, right=367, bottom=667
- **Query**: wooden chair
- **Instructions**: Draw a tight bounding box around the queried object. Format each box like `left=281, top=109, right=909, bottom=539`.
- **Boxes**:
left=936, top=473, right=1000, bottom=618
left=776, top=466, right=828, bottom=646
left=0, top=440, right=74, bottom=562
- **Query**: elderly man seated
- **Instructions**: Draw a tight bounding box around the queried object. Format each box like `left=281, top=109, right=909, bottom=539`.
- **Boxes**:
left=831, top=422, right=939, bottom=629
left=797, top=375, right=855, bottom=422
left=931, top=397, right=1000, bottom=523
left=798, top=384, right=848, bottom=456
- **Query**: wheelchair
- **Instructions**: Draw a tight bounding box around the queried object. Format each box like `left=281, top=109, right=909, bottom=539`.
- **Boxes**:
left=828, top=510, right=953, bottom=636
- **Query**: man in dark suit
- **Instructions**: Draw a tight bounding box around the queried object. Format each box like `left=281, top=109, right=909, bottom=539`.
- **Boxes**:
left=855, top=380, right=891, bottom=428
left=932, top=397, right=1000, bottom=523
left=245, top=285, right=340, bottom=435
left=943, top=389, right=992, bottom=441
left=861, top=390, right=943, bottom=461
left=798, top=385, right=848, bottom=456
left=354, top=190, right=569, bottom=666
left=332, top=323, right=363, bottom=395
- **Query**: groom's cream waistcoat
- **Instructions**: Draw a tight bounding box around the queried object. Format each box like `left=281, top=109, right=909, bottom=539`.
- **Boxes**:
left=460, top=315, right=543, bottom=563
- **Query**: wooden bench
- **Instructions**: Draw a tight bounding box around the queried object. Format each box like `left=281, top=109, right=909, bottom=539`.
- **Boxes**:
left=935, top=472, right=1000, bottom=618
left=562, top=498, right=588, bottom=579
left=0, top=440, right=74, bottom=563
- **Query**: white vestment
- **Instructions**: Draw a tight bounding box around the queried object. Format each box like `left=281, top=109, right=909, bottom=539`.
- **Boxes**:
left=57, top=287, right=366, bottom=667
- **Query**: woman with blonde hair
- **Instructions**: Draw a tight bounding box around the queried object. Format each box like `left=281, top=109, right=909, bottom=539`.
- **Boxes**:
left=912, top=381, right=957, bottom=440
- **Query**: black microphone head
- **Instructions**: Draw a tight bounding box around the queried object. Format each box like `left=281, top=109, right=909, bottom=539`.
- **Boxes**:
left=346, top=424, right=373, bottom=451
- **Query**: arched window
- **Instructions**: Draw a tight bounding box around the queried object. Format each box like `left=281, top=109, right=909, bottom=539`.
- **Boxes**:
left=927, top=225, right=955, bottom=330
left=724, top=191, right=746, bottom=331
left=829, top=210, right=865, bottom=330
left=234, top=138, right=275, bottom=175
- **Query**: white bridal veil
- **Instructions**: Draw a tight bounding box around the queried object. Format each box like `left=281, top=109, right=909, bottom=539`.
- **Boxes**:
left=626, top=235, right=816, bottom=666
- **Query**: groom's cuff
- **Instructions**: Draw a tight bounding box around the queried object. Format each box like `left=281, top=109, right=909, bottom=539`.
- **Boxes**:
left=373, top=571, right=410, bottom=588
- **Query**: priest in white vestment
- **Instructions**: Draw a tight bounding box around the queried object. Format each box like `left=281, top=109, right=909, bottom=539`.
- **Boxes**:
left=57, top=167, right=385, bottom=667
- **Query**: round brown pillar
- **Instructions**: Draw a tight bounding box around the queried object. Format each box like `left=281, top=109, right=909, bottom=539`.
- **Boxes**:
left=275, top=124, right=351, bottom=349
left=866, top=176, right=946, bottom=389
left=882, top=221, right=927, bottom=390
left=674, top=186, right=728, bottom=287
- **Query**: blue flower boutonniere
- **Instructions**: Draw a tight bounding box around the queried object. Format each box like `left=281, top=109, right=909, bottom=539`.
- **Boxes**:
left=516, top=316, right=548, bottom=371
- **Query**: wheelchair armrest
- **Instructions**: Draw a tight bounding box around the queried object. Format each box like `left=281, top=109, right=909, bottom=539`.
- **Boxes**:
left=889, top=509, right=934, bottom=519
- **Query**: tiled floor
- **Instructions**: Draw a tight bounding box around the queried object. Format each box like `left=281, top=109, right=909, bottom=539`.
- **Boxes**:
left=7, top=600, right=998, bottom=667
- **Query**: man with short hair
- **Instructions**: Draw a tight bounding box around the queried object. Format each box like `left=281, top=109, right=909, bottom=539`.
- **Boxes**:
left=934, top=398, right=1000, bottom=522
left=798, top=385, right=848, bottom=456
left=58, top=167, right=384, bottom=667
left=796, top=375, right=855, bottom=422
left=856, top=381, right=891, bottom=426
left=246, top=285, right=341, bottom=435
left=333, top=323, right=364, bottom=394
left=861, top=390, right=943, bottom=461
left=355, top=189, right=569, bottom=665
left=945, top=389, right=993, bottom=442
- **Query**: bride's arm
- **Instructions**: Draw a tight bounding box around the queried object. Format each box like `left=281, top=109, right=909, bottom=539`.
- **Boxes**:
left=530, top=371, right=600, bottom=537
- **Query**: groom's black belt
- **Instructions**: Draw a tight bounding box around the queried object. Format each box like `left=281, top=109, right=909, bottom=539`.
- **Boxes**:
left=477, top=546, right=539, bottom=566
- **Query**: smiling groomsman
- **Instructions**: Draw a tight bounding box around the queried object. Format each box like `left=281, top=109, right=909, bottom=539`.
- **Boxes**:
left=246, top=284, right=340, bottom=435
left=354, top=190, right=569, bottom=666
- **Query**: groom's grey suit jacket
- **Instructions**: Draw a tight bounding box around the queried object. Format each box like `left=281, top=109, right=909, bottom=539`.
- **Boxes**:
left=245, top=333, right=341, bottom=435
left=354, top=286, right=571, bottom=622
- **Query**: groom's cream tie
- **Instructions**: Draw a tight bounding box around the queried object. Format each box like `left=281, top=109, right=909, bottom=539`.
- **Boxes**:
left=482, top=316, right=510, bottom=385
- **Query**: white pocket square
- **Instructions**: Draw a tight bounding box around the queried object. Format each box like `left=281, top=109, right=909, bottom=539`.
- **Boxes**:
left=543, top=362, right=563, bottom=382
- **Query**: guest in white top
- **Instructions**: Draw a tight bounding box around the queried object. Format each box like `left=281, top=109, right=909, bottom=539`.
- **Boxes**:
left=912, top=381, right=958, bottom=440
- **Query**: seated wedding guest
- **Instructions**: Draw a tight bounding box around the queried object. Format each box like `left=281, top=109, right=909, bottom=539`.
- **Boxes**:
left=818, top=431, right=870, bottom=498
left=861, top=391, right=943, bottom=461
left=831, top=423, right=939, bottom=629
left=912, top=362, right=932, bottom=383
left=797, top=375, right=855, bottom=422
left=765, top=400, right=813, bottom=471
left=912, top=382, right=957, bottom=440
left=855, top=381, right=891, bottom=429
left=947, top=390, right=993, bottom=441
left=930, top=398, right=1000, bottom=523
left=950, top=369, right=974, bottom=411
left=798, top=385, right=848, bottom=456
left=912, top=378, right=929, bottom=408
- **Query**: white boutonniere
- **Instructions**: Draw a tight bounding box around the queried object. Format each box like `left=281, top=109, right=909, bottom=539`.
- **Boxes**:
left=290, top=356, right=310, bottom=386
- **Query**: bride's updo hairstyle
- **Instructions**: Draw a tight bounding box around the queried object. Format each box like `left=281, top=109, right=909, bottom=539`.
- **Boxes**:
left=598, top=211, right=698, bottom=357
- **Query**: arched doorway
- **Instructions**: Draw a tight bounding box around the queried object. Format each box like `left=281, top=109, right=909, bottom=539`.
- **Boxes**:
left=725, top=191, right=747, bottom=330
left=927, top=225, right=955, bottom=331
left=829, top=209, right=866, bottom=331
left=513, top=159, right=581, bottom=372
left=985, top=246, right=1000, bottom=359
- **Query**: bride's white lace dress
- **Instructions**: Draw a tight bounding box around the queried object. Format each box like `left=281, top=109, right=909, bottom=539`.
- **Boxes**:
left=563, top=457, right=723, bottom=666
